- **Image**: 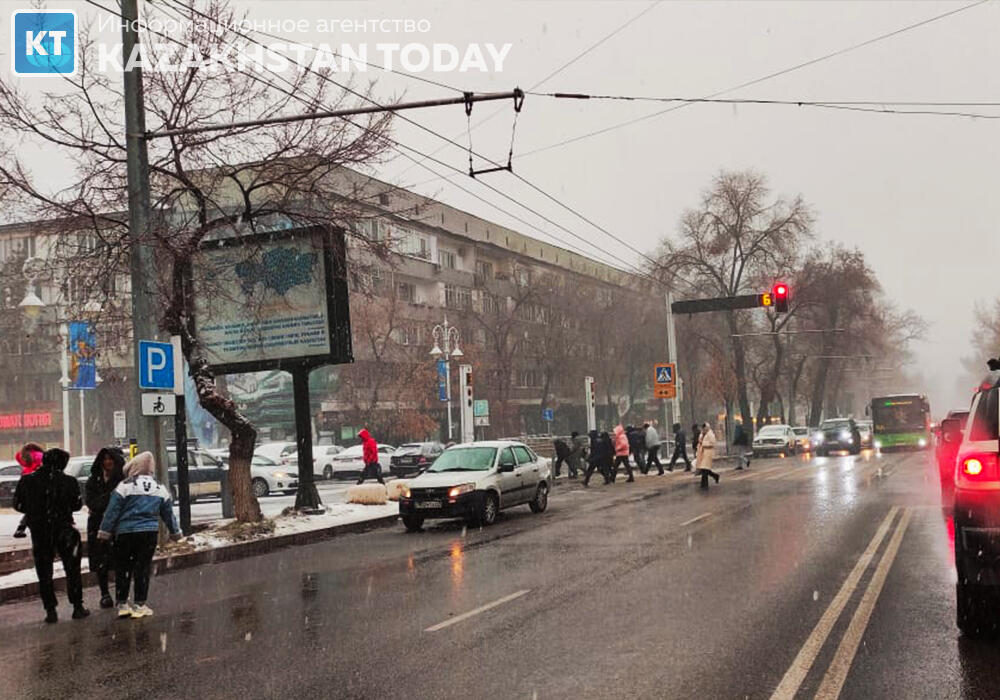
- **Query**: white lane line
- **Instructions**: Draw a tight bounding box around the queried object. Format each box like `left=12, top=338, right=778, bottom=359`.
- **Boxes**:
left=814, top=508, right=912, bottom=700
left=768, top=507, right=900, bottom=700
left=731, top=464, right=787, bottom=481
left=680, top=512, right=713, bottom=527
left=424, top=590, right=531, bottom=632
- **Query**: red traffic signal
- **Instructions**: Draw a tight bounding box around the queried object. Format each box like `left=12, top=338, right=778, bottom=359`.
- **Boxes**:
left=773, top=282, right=789, bottom=312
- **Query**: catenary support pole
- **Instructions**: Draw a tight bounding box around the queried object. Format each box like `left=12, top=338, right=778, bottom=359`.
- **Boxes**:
left=122, top=0, right=164, bottom=476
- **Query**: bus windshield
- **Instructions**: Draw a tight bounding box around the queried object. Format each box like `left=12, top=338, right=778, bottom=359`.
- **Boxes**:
left=871, top=396, right=929, bottom=432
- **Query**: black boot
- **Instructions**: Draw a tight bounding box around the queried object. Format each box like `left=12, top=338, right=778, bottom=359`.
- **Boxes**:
left=713, top=471, right=720, bottom=484
left=99, top=594, right=114, bottom=609
left=72, top=605, right=90, bottom=620
left=44, top=609, right=57, bottom=624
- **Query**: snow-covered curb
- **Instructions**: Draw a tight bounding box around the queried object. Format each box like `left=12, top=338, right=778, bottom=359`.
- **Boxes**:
left=0, top=502, right=400, bottom=600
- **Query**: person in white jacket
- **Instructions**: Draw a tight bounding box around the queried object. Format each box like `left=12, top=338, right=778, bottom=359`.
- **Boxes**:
left=643, top=423, right=664, bottom=475
left=696, top=423, right=721, bottom=489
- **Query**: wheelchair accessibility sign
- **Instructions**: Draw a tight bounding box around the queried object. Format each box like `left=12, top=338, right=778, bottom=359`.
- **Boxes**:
left=141, top=393, right=177, bottom=416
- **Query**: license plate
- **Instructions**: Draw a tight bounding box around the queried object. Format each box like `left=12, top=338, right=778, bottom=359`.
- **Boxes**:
left=416, top=500, right=441, bottom=509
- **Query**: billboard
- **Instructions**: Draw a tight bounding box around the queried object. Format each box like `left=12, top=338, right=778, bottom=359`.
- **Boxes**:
left=68, top=321, right=97, bottom=389
left=192, top=227, right=352, bottom=374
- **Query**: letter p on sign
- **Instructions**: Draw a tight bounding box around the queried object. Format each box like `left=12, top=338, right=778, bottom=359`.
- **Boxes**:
left=139, top=340, right=175, bottom=390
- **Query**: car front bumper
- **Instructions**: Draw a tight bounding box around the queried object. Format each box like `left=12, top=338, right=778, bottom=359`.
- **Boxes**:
left=399, top=491, right=479, bottom=519
left=753, top=444, right=791, bottom=455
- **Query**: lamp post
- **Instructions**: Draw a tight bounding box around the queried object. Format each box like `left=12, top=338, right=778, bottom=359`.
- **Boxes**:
left=430, top=315, right=463, bottom=441
left=18, top=259, right=70, bottom=449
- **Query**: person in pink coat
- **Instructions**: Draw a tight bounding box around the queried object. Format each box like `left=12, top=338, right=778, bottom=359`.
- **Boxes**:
left=611, top=425, right=634, bottom=483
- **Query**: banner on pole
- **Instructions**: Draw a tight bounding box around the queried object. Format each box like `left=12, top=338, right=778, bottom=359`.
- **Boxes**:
left=68, top=321, right=97, bottom=390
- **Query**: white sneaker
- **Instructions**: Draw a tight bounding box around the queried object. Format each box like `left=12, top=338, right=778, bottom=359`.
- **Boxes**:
left=117, top=602, right=133, bottom=618
left=130, top=604, right=154, bottom=619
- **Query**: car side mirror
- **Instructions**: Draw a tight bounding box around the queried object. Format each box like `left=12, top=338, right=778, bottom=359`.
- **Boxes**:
left=499, top=461, right=516, bottom=472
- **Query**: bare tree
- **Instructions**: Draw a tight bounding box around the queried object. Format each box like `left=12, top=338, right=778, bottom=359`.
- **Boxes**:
left=657, top=170, right=812, bottom=437
left=0, top=1, right=393, bottom=520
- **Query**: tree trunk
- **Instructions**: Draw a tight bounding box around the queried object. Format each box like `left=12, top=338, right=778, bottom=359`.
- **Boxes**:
left=756, top=333, right=785, bottom=427
left=788, top=355, right=807, bottom=425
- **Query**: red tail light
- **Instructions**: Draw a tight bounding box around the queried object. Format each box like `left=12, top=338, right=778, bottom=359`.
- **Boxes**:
left=962, top=454, right=999, bottom=480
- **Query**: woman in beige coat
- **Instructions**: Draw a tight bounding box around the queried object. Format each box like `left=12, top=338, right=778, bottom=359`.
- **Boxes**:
left=696, top=423, right=720, bottom=488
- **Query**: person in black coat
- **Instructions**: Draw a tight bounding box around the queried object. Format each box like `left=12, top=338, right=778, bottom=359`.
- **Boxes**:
left=626, top=426, right=646, bottom=473
left=13, top=448, right=89, bottom=623
left=691, top=424, right=701, bottom=455
left=552, top=437, right=571, bottom=478
left=84, top=447, right=125, bottom=609
left=668, top=423, right=693, bottom=471
left=583, top=430, right=612, bottom=486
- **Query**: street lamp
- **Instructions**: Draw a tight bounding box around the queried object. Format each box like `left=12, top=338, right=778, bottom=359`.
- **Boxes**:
left=17, top=259, right=70, bottom=449
left=430, top=315, right=462, bottom=441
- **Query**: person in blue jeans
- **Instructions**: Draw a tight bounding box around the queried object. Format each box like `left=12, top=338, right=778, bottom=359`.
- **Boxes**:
left=98, top=451, right=180, bottom=619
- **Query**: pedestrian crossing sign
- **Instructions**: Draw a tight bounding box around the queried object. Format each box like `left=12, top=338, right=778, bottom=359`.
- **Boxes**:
left=654, top=363, right=675, bottom=385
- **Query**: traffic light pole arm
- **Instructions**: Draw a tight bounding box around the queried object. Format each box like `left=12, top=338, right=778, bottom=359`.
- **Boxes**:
left=671, top=293, right=765, bottom=315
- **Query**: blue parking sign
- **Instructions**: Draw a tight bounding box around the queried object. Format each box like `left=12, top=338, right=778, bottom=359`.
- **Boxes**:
left=542, top=408, right=554, bottom=422
left=139, top=340, right=174, bottom=390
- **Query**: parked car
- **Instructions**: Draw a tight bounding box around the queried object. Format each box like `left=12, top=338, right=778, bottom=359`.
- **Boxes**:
left=952, top=370, right=1000, bottom=635
left=327, top=443, right=396, bottom=479
left=64, top=455, right=97, bottom=489
left=815, top=418, right=861, bottom=456
left=254, top=441, right=297, bottom=464
left=398, top=441, right=551, bottom=531
left=0, top=461, right=20, bottom=507
left=314, top=445, right=345, bottom=480
left=166, top=448, right=225, bottom=502
left=791, top=427, right=814, bottom=453
left=209, top=450, right=298, bottom=498
left=752, top=425, right=797, bottom=457
left=390, top=442, right=445, bottom=477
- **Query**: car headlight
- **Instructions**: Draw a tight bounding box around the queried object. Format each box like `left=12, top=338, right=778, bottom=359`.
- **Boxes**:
left=839, top=430, right=851, bottom=440
left=813, top=433, right=823, bottom=443
left=874, top=440, right=882, bottom=449
left=448, top=483, right=475, bottom=498
left=270, top=471, right=288, bottom=479
left=918, top=438, right=927, bottom=448
left=401, top=486, right=411, bottom=499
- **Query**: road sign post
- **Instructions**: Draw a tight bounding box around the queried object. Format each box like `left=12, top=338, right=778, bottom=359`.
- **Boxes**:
left=113, top=410, right=127, bottom=440
left=459, top=364, right=474, bottom=444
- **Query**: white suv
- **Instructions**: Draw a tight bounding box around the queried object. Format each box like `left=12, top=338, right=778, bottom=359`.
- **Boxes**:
left=398, top=441, right=551, bottom=531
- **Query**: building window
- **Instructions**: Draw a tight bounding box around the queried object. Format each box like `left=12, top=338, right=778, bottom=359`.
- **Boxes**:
left=474, top=259, right=494, bottom=285
left=514, top=266, right=530, bottom=286
left=400, top=233, right=430, bottom=260
left=438, top=249, right=457, bottom=270
left=396, top=281, right=416, bottom=303
left=379, top=192, right=390, bottom=206
left=482, top=292, right=502, bottom=314
left=66, top=276, right=85, bottom=303
left=395, top=325, right=421, bottom=346
left=444, top=284, right=472, bottom=310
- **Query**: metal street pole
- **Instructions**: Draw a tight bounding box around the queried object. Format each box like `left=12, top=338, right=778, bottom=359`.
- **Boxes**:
left=431, top=315, right=462, bottom=443
left=59, top=323, right=69, bottom=449
left=122, top=0, right=164, bottom=480
left=445, top=361, right=453, bottom=441
left=79, top=391, right=85, bottom=455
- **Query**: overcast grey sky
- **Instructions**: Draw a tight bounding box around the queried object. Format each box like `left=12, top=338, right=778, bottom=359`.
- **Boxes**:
left=3, top=0, right=997, bottom=413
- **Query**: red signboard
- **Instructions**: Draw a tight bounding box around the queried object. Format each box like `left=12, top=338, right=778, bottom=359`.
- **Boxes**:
left=0, top=413, right=53, bottom=431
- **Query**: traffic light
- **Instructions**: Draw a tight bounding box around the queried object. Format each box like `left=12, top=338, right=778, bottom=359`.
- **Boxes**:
left=773, top=282, right=789, bottom=313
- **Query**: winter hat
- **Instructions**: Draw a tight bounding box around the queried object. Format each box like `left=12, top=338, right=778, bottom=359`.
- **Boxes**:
left=125, top=451, right=155, bottom=478
left=42, top=448, right=70, bottom=472
left=16, top=443, right=44, bottom=473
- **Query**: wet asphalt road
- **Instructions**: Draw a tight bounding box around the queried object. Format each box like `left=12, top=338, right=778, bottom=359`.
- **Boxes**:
left=0, top=449, right=995, bottom=700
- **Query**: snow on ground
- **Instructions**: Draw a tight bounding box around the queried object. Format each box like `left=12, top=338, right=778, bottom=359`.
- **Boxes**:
left=0, top=558, right=91, bottom=588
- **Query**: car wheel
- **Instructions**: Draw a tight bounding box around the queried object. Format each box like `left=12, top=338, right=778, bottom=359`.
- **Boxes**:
left=529, top=483, right=549, bottom=513
left=402, top=514, right=424, bottom=532
left=476, top=492, right=499, bottom=526
left=251, top=477, right=269, bottom=498
left=323, top=465, right=333, bottom=480
left=957, top=583, right=993, bottom=637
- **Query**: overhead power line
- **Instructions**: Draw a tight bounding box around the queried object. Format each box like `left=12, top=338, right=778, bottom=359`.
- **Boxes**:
left=529, top=92, right=1000, bottom=120
left=518, top=0, right=991, bottom=157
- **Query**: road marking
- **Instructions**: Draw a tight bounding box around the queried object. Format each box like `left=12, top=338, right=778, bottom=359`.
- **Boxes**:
left=731, top=464, right=787, bottom=481
left=768, top=507, right=900, bottom=700
left=424, top=589, right=531, bottom=632
left=813, top=508, right=912, bottom=700
left=680, top=512, right=713, bottom=526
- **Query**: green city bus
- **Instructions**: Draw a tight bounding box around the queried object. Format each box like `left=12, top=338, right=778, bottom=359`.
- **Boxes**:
left=869, top=394, right=932, bottom=451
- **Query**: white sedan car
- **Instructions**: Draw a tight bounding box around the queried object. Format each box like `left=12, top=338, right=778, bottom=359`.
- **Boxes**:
left=328, top=443, right=396, bottom=479
left=208, top=449, right=298, bottom=498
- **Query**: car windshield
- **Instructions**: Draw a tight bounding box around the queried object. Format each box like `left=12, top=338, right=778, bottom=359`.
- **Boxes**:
left=427, top=447, right=497, bottom=472
left=792, top=428, right=808, bottom=436
left=759, top=426, right=786, bottom=436
left=252, top=455, right=277, bottom=466
left=822, top=420, right=850, bottom=431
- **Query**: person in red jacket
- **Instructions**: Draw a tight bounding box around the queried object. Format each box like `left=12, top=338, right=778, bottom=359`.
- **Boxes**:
left=12, top=442, right=44, bottom=538
left=356, top=429, right=385, bottom=485
left=611, top=425, right=634, bottom=483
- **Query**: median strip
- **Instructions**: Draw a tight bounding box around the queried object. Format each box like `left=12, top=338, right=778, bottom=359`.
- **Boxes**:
left=425, top=589, right=530, bottom=632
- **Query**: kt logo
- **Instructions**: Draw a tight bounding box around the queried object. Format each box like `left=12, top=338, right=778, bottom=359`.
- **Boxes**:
left=11, top=10, right=76, bottom=76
